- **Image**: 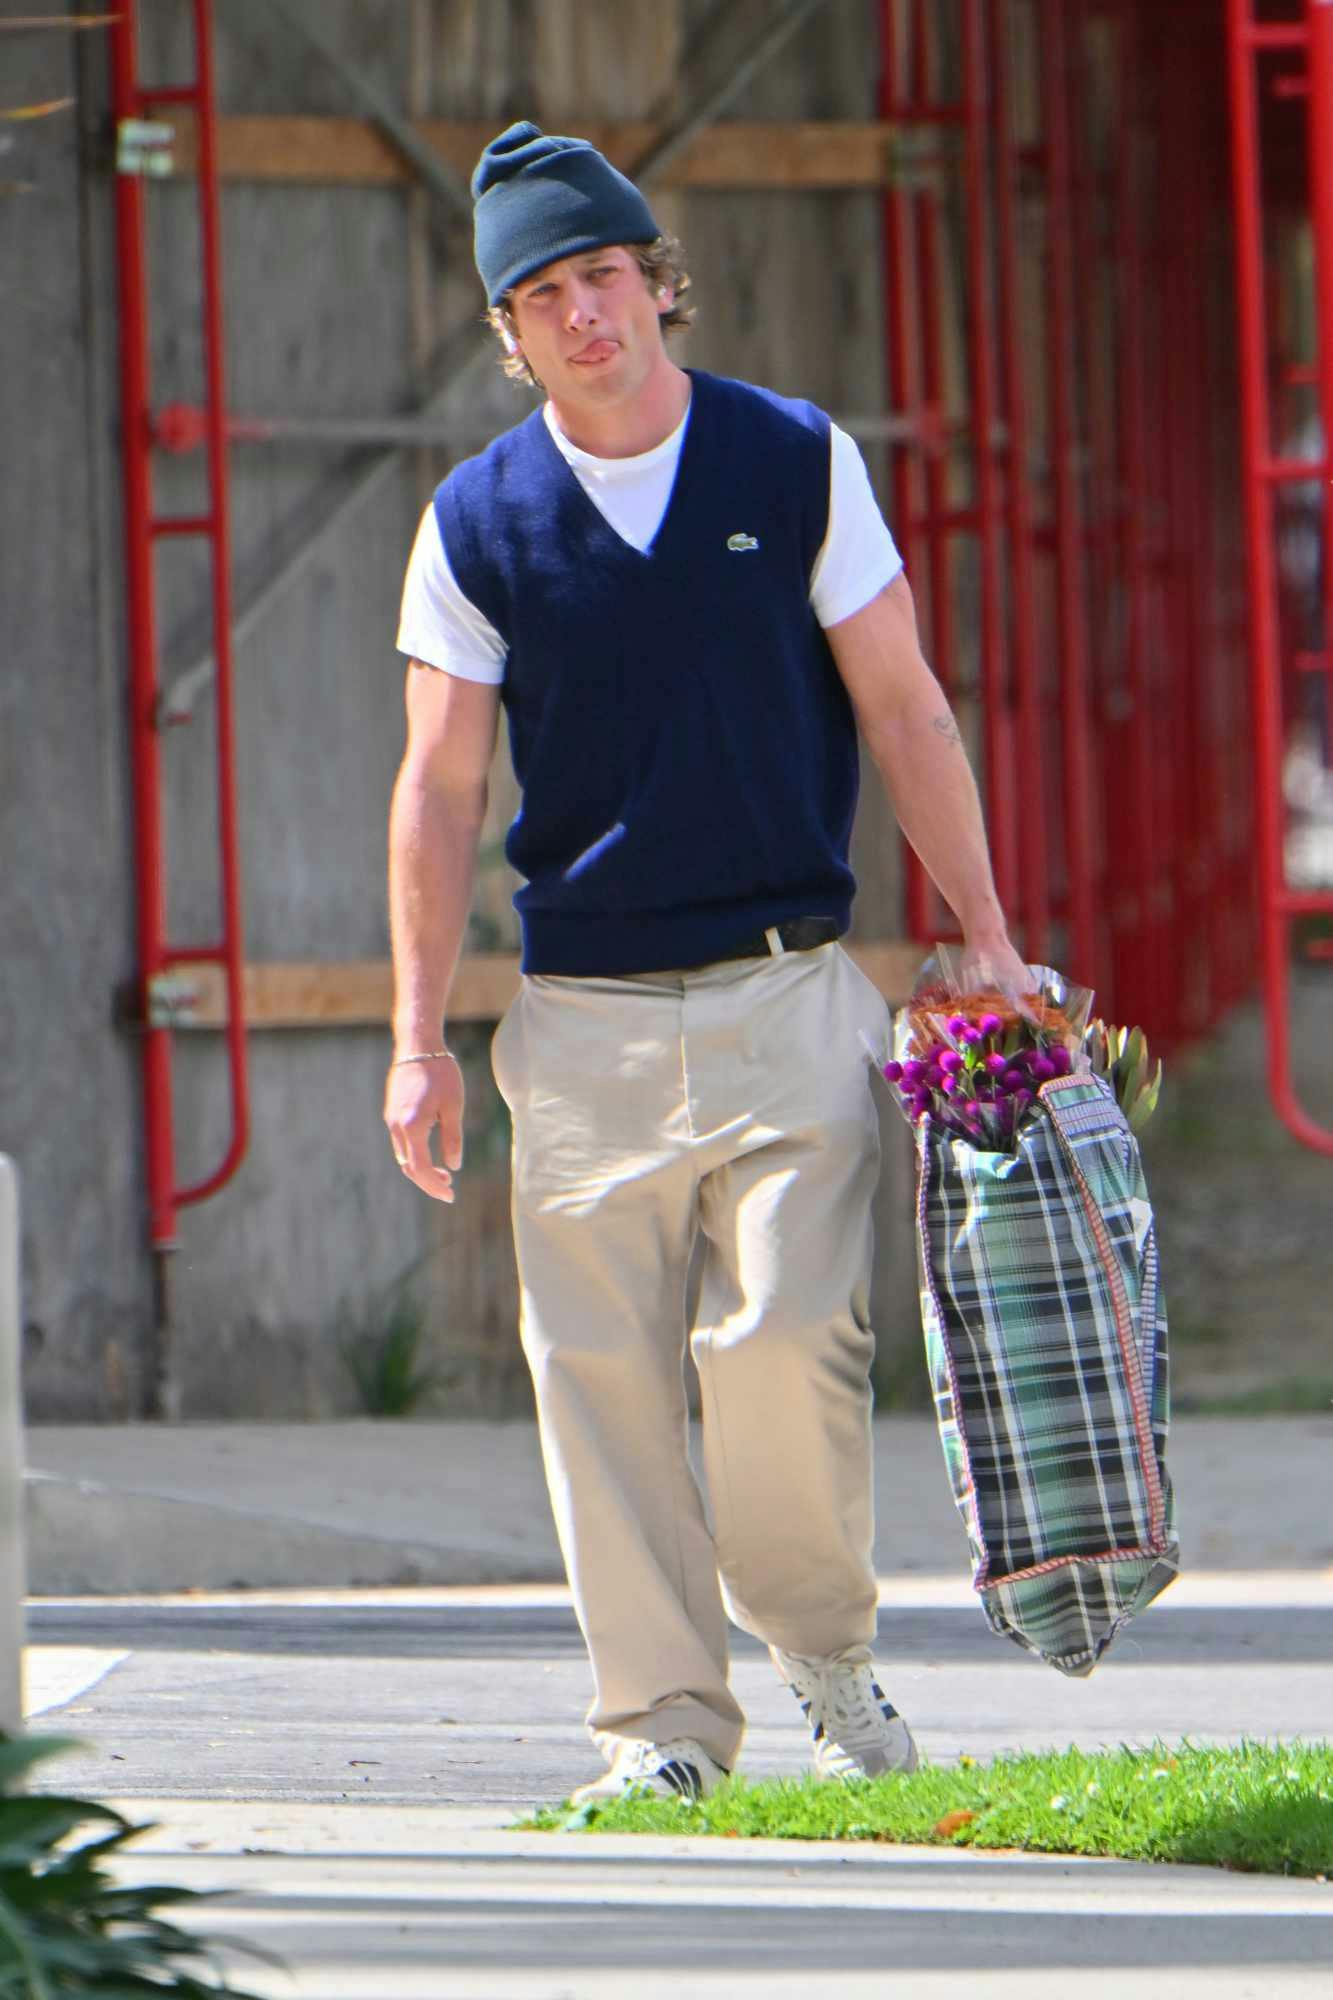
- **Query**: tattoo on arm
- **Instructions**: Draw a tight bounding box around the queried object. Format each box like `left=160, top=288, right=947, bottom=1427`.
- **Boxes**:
left=931, top=713, right=963, bottom=746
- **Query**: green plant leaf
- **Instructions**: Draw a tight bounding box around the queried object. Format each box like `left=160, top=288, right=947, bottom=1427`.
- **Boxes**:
left=0, top=1737, right=88, bottom=1793
left=0, top=1796, right=125, bottom=1867
left=1129, top=1060, right=1163, bottom=1132
left=0, top=1891, right=51, bottom=2000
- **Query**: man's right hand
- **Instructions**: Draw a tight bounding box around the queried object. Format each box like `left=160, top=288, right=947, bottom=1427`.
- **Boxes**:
left=384, top=1051, right=464, bottom=1203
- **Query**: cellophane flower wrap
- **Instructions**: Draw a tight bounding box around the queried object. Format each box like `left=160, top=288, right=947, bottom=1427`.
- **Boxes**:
left=882, top=949, right=1178, bottom=1678
left=883, top=943, right=1093, bottom=1151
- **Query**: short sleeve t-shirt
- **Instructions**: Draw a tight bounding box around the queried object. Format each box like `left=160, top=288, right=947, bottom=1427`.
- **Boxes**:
left=396, top=398, right=903, bottom=681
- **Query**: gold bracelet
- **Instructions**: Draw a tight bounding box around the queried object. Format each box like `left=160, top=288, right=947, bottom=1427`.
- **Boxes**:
left=391, top=1048, right=455, bottom=1067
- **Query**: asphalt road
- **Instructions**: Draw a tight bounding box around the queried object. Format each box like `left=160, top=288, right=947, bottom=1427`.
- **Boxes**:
left=31, top=1584, right=1333, bottom=1808
left=26, top=1585, right=1333, bottom=1998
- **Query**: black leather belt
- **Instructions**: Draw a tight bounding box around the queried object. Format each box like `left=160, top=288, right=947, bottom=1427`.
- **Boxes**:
left=707, top=916, right=842, bottom=965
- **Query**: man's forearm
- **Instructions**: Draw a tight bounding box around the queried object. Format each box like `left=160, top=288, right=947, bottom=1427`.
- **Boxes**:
left=862, top=695, right=1008, bottom=949
left=388, top=770, right=486, bottom=1053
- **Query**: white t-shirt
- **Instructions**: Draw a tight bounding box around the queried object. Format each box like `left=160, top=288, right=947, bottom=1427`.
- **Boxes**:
left=396, top=397, right=903, bottom=682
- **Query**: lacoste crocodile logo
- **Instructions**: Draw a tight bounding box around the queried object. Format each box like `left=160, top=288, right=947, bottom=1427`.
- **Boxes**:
left=726, top=532, right=760, bottom=552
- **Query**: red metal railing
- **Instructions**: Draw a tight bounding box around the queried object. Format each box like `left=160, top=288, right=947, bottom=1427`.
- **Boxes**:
left=111, top=0, right=250, bottom=1250
left=1039, top=0, right=1097, bottom=988
left=877, top=0, right=1259, bottom=1071
left=1227, top=0, right=1333, bottom=1153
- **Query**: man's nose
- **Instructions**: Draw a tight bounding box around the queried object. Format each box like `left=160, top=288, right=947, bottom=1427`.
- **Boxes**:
left=564, top=281, right=598, bottom=328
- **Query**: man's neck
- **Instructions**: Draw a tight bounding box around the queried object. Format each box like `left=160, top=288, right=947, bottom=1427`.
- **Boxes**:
left=546, top=361, right=691, bottom=461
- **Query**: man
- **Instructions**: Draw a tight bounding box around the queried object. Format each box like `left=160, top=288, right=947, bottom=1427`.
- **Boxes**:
left=386, top=122, right=1026, bottom=1804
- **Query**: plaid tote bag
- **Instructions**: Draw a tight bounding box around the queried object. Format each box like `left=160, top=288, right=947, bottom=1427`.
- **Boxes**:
left=916, top=1072, right=1178, bottom=1676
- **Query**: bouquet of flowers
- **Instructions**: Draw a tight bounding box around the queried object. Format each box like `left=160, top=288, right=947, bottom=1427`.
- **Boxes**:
left=876, top=945, right=1160, bottom=1151
left=878, top=946, right=1177, bottom=1679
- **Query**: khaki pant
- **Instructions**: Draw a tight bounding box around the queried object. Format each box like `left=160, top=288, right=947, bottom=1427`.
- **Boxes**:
left=490, top=942, right=889, bottom=1771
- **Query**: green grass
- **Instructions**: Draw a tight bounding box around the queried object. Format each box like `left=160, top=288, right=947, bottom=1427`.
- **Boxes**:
left=523, top=1741, right=1333, bottom=1879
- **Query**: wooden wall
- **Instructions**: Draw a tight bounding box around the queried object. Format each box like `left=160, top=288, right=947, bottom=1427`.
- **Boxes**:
left=8, top=0, right=926, bottom=1420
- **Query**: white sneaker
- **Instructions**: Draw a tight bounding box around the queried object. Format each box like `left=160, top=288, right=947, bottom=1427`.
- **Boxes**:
left=569, top=1736, right=729, bottom=1807
left=774, top=1650, right=919, bottom=1780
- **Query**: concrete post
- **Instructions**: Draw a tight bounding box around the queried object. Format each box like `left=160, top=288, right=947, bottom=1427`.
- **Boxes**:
left=0, top=1159, right=25, bottom=1733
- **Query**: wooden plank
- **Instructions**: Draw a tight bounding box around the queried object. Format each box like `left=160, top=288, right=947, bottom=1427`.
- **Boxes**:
left=173, top=942, right=922, bottom=1030
left=179, top=955, right=518, bottom=1030
left=167, top=114, right=904, bottom=190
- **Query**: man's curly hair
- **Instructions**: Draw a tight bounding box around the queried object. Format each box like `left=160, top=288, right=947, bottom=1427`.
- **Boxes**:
left=486, top=235, right=695, bottom=388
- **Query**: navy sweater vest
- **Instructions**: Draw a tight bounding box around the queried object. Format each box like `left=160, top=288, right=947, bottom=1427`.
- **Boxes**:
left=435, top=368, right=860, bottom=975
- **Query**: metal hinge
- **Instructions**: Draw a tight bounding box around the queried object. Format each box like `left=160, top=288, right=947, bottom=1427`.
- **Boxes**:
left=116, top=118, right=174, bottom=177
left=145, top=970, right=201, bottom=1028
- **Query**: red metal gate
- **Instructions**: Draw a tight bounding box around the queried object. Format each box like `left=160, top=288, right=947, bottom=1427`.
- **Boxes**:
left=1228, top=0, right=1333, bottom=1153
left=878, top=0, right=1258, bottom=1062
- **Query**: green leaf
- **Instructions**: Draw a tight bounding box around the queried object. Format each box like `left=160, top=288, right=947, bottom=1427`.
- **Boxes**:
left=0, top=1795, right=124, bottom=1865
left=1119, top=1049, right=1147, bottom=1110
left=0, top=1737, right=88, bottom=1793
left=1128, top=1061, right=1163, bottom=1132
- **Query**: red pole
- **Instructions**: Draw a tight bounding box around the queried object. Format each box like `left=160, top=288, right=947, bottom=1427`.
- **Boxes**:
left=909, top=0, right=952, bottom=941
left=1227, top=0, right=1333, bottom=1152
left=879, top=0, right=917, bottom=593
left=1163, top=10, right=1219, bottom=1039
left=987, top=0, right=1048, bottom=965
left=110, top=3, right=178, bottom=1253
left=111, top=0, right=252, bottom=1268
left=1040, top=0, right=1098, bottom=987
left=961, top=0, right=1017, bottom=921
left=178, top=0, right=249, bottom=1204
left=1308, top=0, right=1333, bottom=823
left=879, top=0, right=932, bottom=943
left=1110, top=0, right=1159, bottom=1036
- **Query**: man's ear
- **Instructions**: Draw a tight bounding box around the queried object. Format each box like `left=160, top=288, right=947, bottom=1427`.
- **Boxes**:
left=654, top=284, right=675, bottom=316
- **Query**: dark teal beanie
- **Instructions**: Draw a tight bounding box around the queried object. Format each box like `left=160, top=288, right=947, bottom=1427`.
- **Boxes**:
left=472, top=121, right=661, bottom=306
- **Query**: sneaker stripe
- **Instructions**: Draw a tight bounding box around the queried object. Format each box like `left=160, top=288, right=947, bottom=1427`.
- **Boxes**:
left=658, top=1758, right=701, bottom=1799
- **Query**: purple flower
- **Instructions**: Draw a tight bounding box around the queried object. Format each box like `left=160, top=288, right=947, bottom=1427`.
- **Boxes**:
left=960, top=1025, right=983, bottom=1046
left=1003, top=1069, right=1027, bottom=1092
left=978, top=1012, right=1003, bottom=1036
left=1011, top=1086, right=1036, bottom=1110
left=902, top=1060, right=926, bottom=1086
left=984, top=1052, right=1009, bottom=1075
left=1031, top=1056, right=1056, bottom=1082
left=883, top=1060, right=904, bottom=1084
left=925, top=1064, right=945, bottom=1087
left=1050, top=1044, right=1072, bottom=1076
left=941, top=1076, right=961, bottom=1096
left=947, top=1014, right=969, bottom=1037
left=939, top=1050, right=964, bottom=1074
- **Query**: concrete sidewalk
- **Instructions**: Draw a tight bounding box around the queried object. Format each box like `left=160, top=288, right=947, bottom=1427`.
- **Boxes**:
left=24, top=1414, right=1333, bottom=1592
left=24, top=1417, right=1333, bottom=1998
left=101, top=1800, right=1333, bottom=1999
